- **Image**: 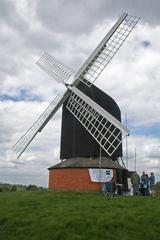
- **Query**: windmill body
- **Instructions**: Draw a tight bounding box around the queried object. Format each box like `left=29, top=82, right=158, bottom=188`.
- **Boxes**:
left=60, top=81, right=122, bottom=160
left=10, top=13, right=140, bottom=191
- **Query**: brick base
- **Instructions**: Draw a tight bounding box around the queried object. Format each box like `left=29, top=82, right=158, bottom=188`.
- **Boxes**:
left=48, top=168, right=116, bottom=191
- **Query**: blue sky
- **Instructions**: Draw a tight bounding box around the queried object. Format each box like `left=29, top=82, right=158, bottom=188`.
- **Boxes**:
left=0, top=0, right=160, bottom=186
left=132, top=125, right=160, bottom=138
left=142, top=40, right=150, bottom=48
left=0, top=89, right=43, bottom=102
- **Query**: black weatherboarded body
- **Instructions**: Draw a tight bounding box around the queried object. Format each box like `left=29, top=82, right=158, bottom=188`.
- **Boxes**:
left=60, top=82, right=122, bottom=160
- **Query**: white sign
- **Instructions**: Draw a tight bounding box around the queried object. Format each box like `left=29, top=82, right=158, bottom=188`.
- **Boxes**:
left=89, top=168, right=113, bottom=182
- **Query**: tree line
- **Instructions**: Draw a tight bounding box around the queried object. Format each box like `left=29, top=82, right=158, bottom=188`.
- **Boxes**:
left=0, top=183, right=46, bottom=192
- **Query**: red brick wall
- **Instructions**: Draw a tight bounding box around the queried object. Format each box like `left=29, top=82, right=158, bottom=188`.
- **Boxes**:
left=48, top=168, right=116, bottom=191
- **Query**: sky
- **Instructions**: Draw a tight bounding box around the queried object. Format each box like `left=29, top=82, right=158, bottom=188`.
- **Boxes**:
left=0, top=0, right=160, bottom=187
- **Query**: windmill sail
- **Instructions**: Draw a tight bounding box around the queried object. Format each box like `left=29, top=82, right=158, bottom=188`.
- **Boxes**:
left=67, top=86, right=129, bottom=156
left=74, top=13, right=140, bottom=86
left=36, top=52, right=75, bottom=84
left=11, top=91, right=70, bottom=159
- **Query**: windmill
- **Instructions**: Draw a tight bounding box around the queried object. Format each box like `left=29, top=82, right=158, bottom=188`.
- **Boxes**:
left=10, top=13, right=140, bottom=190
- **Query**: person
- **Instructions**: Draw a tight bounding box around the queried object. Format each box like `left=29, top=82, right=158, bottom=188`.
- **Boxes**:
left=103, top=177, right=116, bottom=197
left=140, top=171, right=146, bottom=196
left=144, top=173, right=150, bottom=196
left=131, top=172, right=140, bottom=195
left=110, top=177, right=117, bottom=194
left=149, top=172, right=155, bottom=197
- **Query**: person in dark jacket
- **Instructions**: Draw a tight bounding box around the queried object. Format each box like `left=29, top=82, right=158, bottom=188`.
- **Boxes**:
left=144, top=174, right=150, bottom=196
left=149, top=172, right=155, bottom=197
left=131, top=172, right=140, bottom=195
left=140, top=171, right=146, bottom=196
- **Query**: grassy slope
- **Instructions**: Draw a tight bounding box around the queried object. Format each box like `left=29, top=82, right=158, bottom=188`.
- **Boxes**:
left=0, top=191, right=160, bottom=240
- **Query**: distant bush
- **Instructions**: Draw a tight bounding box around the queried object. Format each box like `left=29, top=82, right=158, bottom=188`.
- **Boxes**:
left=0, top=184, right=11, bottom=192
left=26, top=185, right=39, bottom=191
left=0, top=183, right=46, bottom=192
left=11, top=185, right=17, bottom=192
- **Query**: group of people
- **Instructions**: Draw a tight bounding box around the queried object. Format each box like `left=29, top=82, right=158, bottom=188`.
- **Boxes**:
left=131, top=171, right=155, bottom=196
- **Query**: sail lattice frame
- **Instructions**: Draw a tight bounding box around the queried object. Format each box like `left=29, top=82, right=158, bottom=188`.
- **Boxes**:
left=67, top=86, right=129, bottom=156
left=36, top=52, right=75, bottom=83
left=12, top=93, right=62, bottom=159
left=76, top=14, right=140, bottom=87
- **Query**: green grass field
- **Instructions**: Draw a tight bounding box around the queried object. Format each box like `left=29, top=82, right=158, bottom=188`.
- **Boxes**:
left=0, top=191, right=160, bottom=240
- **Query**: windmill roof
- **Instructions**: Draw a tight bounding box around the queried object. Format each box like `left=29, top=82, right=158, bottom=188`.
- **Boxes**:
left=48, top=157, right=126, bottom=170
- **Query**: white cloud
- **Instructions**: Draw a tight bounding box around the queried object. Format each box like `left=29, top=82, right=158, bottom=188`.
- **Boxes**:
left=124, top=135, right=160, bottom=181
